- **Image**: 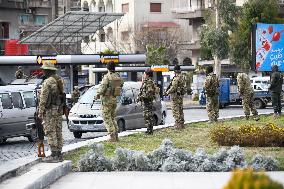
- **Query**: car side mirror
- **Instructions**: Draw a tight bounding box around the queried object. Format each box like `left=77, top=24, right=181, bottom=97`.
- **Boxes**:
left=121, top=97, right=132, bottom=105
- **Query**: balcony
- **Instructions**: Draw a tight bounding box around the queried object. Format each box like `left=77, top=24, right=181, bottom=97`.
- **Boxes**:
left=27, top=0, right=51, bottom=8
left=172, top=0, right=206, bottom=19
left=0, top=0, right=26, bottom=9
left=279, top=0, right=284, bottom=5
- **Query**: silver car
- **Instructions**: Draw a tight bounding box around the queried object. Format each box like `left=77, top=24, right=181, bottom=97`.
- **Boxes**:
left=68, top=81, right=167, bottom=138
left=0, top=85, right=37, bottom=143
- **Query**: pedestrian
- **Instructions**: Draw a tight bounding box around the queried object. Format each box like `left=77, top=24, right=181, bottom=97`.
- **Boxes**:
left=165, top=65, right=186, bottom=129
left=96, top=61, right=123, bottom=142
left=15, top=66, right=24, bottom=79
left=237, top=73, right=259, bottom=121
left=137, top=68, right=159, bottom=134
left=204, top=65, right=219, bottom=123
left=269, top=65, right=283, bottom=117
left=71, top=86, right=80, bottom=105
left=38, top=61, right=65, bottom=163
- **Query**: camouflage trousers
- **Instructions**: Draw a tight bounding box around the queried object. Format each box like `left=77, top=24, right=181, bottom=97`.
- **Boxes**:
left=242, top=92, right=258, bottom=117
left=142, top=100, right=154, bottom=132
left=206, top=95, right=219, bottom=122
left=101, top=101, right=118, bottom=134
left=172, top=96, right=184, bottom=125
left=43, top=109, right=63, bottom=152
left=272, top=92, right=282, bottom=114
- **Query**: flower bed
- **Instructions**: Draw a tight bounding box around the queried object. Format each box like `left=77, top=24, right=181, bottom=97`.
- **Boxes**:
left=78, top=139, right=279, bottom=172
left=223, top=169, right=284, bottom=189
left=210, top=123, right=284, bottom=147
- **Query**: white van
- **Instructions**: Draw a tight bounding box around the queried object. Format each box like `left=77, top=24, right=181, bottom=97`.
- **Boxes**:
left=0, top=85, right=37, bottom=143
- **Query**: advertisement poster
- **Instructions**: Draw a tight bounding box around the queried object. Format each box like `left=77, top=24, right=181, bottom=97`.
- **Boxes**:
left=255, top=23, right=284, bottom=71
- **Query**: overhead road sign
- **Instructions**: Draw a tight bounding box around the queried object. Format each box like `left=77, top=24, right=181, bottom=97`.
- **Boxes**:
left=0, top=54, right=146, bottom=66
left=19, top=11, right=124, bottom=45
left=100, top=54, right=119, bottom=63
left=90, top=66, right=195, bottom=73
left=151, top=65, right=169, bottom=72
left=37, top=56, right=57, bottom=65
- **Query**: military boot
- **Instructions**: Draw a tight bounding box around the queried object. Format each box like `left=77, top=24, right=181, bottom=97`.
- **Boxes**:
left=145, top=127, right=153, bottom=135
left=245, top=115, right=250, bottom=120
left=57, top=151, right=64, bottom=162
left=115, top=132, right=119, bottom=142
left=109, top=133, right=118, bottom=142
left=42, top=151, right=59, bottom=163
left=253, top=115, right=260, bottom=121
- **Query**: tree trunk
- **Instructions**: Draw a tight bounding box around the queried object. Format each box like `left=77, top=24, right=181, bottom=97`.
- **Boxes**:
left=214, top=55, right=221, bottom=78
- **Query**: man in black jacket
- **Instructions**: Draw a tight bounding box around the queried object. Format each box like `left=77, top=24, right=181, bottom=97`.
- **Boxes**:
left=269, top=65, right=283, bottom=117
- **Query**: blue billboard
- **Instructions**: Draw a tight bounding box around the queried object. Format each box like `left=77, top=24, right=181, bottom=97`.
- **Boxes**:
left=255, top=23, right=284, bottom=72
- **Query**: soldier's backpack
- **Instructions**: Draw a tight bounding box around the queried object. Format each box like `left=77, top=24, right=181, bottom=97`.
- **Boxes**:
left=205, top=74, right=219, bottom=97
left=109, top=74, right=122, bottom=97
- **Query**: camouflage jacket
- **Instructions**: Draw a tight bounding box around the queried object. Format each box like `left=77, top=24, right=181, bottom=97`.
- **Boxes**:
left=204, top=73, right=219, bottom=97
left=71, top=89, right=80, bottom=103
left=97, top=71, right=123, bottom=103
left=138, top=76, right=157, bottom=102
left=237, top=73, right=253, bottom=96
left=269, top=71, right=283, bottom=93
left=38, top=74, right=64, bottom=116
left=167, top=73, right=186, bottom=96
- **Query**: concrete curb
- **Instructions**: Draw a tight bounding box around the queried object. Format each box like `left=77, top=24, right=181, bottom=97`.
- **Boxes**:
left=0, top=161, right=72, bottom=189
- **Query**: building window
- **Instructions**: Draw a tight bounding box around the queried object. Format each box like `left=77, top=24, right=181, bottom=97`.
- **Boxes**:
left=100, top=33, right=106, bottom=42
left=19, top=15, right=29, bottom=25
left=150, top=3, right=161, bottom=12
left=34, top=15, right=47, bottom=26
left=122, top=3, right=129, bottom=13
left=121, top=31, right=129, bottom=41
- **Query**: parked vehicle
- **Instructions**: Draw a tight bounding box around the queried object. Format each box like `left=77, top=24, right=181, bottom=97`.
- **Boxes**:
left=199, top=78, right=271, bottom=109
left=68, top=82, right=166, bottom=138
left=0, top=85, right=37, bottom=143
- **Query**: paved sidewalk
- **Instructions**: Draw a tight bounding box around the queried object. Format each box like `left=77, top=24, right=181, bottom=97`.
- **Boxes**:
left=48, top=172, right=284, bottom=189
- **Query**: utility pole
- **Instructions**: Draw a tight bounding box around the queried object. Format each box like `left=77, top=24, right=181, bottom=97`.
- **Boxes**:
left=214, top=0, right=221, bottom=78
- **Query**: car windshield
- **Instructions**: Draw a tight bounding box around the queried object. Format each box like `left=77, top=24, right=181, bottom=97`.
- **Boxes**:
left=78, top=87, right=99, bottom=104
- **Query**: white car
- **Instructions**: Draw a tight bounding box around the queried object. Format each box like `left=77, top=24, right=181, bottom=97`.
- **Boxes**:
left=68, top=82, right=167, bottom=138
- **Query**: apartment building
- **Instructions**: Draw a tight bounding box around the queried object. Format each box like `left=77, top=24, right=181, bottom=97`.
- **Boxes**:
left=80, top=0, right=192, bottom=65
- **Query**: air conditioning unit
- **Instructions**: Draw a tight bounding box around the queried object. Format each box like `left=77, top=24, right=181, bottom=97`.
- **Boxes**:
left=26, top=8, right=32, bottom=14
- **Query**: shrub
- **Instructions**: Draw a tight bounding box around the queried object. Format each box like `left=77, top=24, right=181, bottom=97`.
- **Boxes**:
left=223, top=169, right=284, bottom=189
left=210, top=123, right=284, bottom=147
left=77, top=139, right=279, bottom=172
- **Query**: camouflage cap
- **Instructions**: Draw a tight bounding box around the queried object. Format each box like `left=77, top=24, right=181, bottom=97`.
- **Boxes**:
left=41, top=61, right=57, bottom=70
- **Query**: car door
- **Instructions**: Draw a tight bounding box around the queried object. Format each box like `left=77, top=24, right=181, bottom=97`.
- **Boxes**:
left=117, top=86, right=140, bottom=129
left=10, top=92, right=27, bottom=135
left=132, top=87, right=145, bottom=128
left=0, top=92, right=21, bottom=137
left=22, top=91, right=36, bottom=125
left=0, top=95, right=4, bottom=137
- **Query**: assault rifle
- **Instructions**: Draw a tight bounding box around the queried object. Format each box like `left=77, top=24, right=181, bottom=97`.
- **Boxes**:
left=164, top=75, right=176, bottom=96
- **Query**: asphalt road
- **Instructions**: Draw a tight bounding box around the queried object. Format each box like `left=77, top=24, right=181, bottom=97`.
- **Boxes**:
left=0, top=106, right=274, bottom=164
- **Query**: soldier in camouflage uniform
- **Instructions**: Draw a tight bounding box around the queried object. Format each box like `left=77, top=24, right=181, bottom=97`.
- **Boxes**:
left=38, top=61, right=64, bottom=163
left=96, top=62, right=123, bottom=142
left=204, top=66, right=219, bottom=122
left=71, top=86, right=80, bottom=105
left=138, top=69, right=158, bottom=134
left=165, top=65, right=186, bottom=129
left=15, top=66, right=24, bottom=79
left=269, top=65, right=283, bottom=117
left=237, top=73, right=259, bottom=121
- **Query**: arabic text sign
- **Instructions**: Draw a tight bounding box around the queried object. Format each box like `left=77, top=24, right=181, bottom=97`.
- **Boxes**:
left=151, top=65, right=169, bottom=72
left=255, top=23, right=284, bottom=71
left=37, top=56, right=57, bottom=65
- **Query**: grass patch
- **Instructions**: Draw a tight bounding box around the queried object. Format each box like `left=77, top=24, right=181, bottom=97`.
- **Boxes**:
left=64, top=115, right=284, bottom=170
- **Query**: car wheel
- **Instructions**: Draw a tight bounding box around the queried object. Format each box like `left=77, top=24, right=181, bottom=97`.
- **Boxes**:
left=27, top=129, right=38, bottom=142
left=160, top=112, right=166, bottom=125
left=117, top=119, right=125, bottom=133
left=0, top=138, right=7, bottom=144
left=73, top=132, right=82, bottom=139
left=254, top=99, right=264, bottom=109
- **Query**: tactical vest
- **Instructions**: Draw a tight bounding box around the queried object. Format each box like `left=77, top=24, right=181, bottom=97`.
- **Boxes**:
left=177, top=75, right=187, bottom=96
left=105, top=73, right=122, bottom=97
left=46, top=76, right=65, bottom=109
